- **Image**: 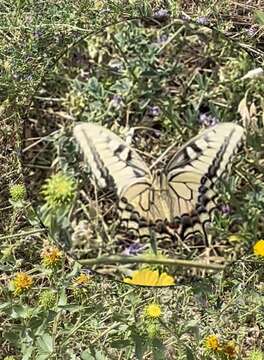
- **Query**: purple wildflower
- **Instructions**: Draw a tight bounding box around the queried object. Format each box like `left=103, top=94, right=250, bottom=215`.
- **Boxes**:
left=220, top=204, right=231, bottom=215
left=196, top=16, right=209, bottom=25
left=110, top=95, right=123, bottom=110
left=198, top=113, right=219, bottom=127
left=156, top=34, right=168, bottom=44
left=180, top=13, right=191, bottom=21
left=33, top=30, right=43, bottom=39
left=82, top=268, right=93, bottom=275
left=153, top=9, right=169, bottom=21
left=147, top=105, right=161, bottom=117
left=123, top=243, right=145, bottom=256
left=246, top=27, right=257, bottom=37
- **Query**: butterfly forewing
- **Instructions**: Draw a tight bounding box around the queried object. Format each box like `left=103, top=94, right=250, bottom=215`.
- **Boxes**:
left=73, top=123, right=151, bottom=195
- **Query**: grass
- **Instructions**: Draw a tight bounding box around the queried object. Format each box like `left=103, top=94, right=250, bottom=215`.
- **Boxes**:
left=0, top=1, right=264, bottom=359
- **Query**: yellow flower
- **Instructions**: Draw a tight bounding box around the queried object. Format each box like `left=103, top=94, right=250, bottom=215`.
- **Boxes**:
left=253, top=240, right=264, bottom=257
left=73, top=273, right=91, bottom=286
left=41, top=246, right=63, bottom=268
left=223, top=340, right=237, bottom=358
left=123, top=268, right=175, bottom=286
left=11, top=272, right=33, bottom=295
left=145, top=303, right=162, bottom=319
left=204, top=335, right=221, bottom=351
left=158, top=272, right=175, bottom=286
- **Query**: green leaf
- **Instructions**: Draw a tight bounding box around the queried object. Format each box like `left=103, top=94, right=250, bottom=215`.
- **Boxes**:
left=66, top=261, right=82, bottom=279
left=110, top=339, right=131, bottom=349
left=132, top=333, right=146, bottom=360
left=10, top=304, right=30, bottom=319
left=110, top=78, right=132, bottom=95
left=152, top=338, right=166, bottom=360
left=5, top=330, right=20, bottom=345
left=94, top=350, right=108, bottom=360
left=58, top=288, right=67, bottom=307
left=112, top=313, right=129, bottom=322
left=185, top=345, right=195, bottom=360
left=82, top=347, right=107, bottom=360
left=86, top=77, right=104, bottom=98
left=81, top=350, right=95, bottom=360
left=22, top=345, right=34, bottom=360
left=0, top=302, right=11, bottom=311
left=36, top=333, right=53, bottom=354
left=255, top=10, right=264, bottom=25
left=36, top=354, right=51, bottom=360
left=28, top=311, right=55, bottom=336
left=57, top=304, right=82, bottom=312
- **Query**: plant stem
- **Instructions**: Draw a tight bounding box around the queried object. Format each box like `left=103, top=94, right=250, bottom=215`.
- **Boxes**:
left=78, top=255, right=225, bottom=271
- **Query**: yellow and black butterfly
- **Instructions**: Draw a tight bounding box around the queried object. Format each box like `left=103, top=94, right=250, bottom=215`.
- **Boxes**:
left=73, top=122, right=244, bottom=244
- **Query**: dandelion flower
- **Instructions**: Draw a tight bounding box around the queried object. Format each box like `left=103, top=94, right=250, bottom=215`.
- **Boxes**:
left=204, top=334, right=220, bottom=351
left=41, top=172, right=75, bottom=210
left=11, top=272, right=33, bottom=295
left=223, top=340, right=237, bottom=358
left=41, top=245, right=63, bottom=268
left=73, top=273, right=91, bottom=286
left=145, top=303, right=162, bottom=319
left=253, top=240, right=264, bottom=257
left=124, top=268, right=175, bottom=286
left=9, top=183, right=26, bottom=202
